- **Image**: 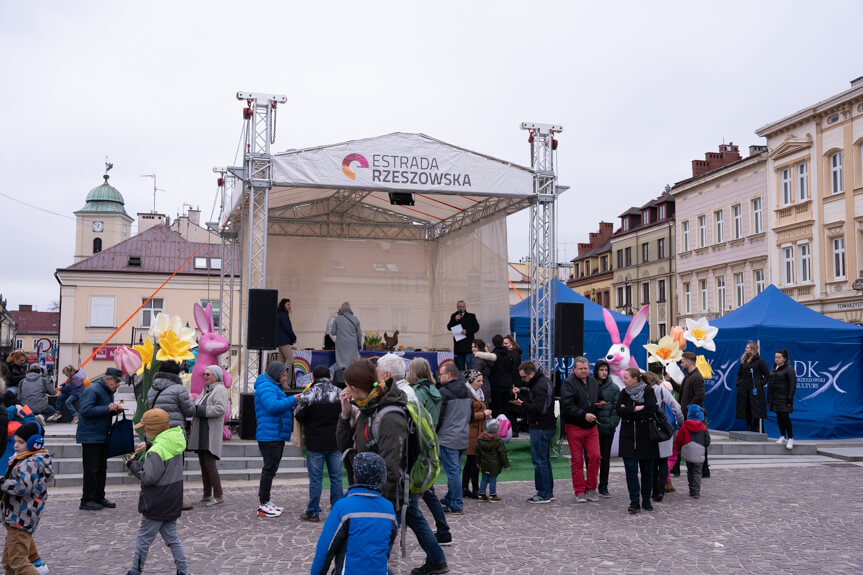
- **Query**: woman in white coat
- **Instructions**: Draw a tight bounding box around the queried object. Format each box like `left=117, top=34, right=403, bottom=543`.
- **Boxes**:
left=645, top=371, right=683, bottom=501
left=188, top=365, right=229, bottom=506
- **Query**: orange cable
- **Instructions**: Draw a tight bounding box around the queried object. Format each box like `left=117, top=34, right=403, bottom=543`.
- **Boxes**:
left=509, top=279, right=524, bottom=301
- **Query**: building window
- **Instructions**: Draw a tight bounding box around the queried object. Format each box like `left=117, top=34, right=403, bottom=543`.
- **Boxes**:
left=14, top=338, right=23, bottom=350
left=657, top=238, right=666, bottom=259
left=732, top=205, right=742, bottom=239
left=798, top=162, right=808, bottom=200
left=642, top=211, right=650, bottom=225
left=782, top=246, right=795, bottom=285
left=210, top=258, right=222, bottom=270
left=200, top=299, right=221, bottom=329
left=93, top=237, right=102, bottom=254
left=754, top=269, right=765, bottom=295
left=141, top=298, right=164, bottom=329
left=716, top=276, right=726, bottom=315
left=781, top=168, right=792, bottom=205
left=641, top=242, right=649, bottom=263
left=625, top=284, right=632, bottom=308
left=642, top=282, right=650, bottom=304
left=658, top=204, right=666, bottom=219
left=601, top=255, right=608, bottom=272
left=714, top=210, right=724, bottom=243
left=616, top=286, right=624, bottom=309
left=684, top=282, right=691, bottom=314
left=623, top=218, right=630, bottom=232
left=89, top=296, right=115, bottom=328
left=752, top=198, right=762, bottom=234
left=700, top=279, right=708, bottom=312
left=617, top=250, right=623, bottom=269
left=574, top=263, right=580, bottom=277
left=698, top=215, right=706, bottom=247
left=658, top=279, right=666, bottom=302
left=833, top=237, right=846, bottom=279
left=50, top=338, right=58, bottom=349
left=799, top=242, right=811, bottom=283
left=682, top=221, right=690, bottom=252
left=194, top=257, right=208, bottom=270
left=658, top=323, right=667, bottom=338
left=831, top=152, right=843, bottom=194
left=734, top=272, right=744, bottom=307
left=625, top=247, right=632, bottom=267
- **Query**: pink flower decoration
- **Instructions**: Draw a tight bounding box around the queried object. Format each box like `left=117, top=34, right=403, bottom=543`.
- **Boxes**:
left=115, top=346, right=142, bottom=377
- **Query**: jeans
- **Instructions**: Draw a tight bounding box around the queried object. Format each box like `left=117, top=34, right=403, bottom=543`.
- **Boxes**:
left=257, top=441, right=285, bottom=505
left=306, top=449, right=343, bottom=515
left=401, top=494, right=446, bottom=565
left=622, top=457, right=654, bottom=505
left=598, top=433, right=613, bottom=493
left=439, top=446, right=465, bottom=511
left=479, top=473, right=498, bottom=495
left=565, top=424, right=600, bottom=494
left=129, top=517, right=187, bottom=575
left=81, top=442, right=108, bottom=505
left=529, top=427, right=555, bottom=499
left=57, top=391, right=79, bottom=418
left=421, top=485, right=449, bottom=535
left=454, top=353, right=474, bottom=372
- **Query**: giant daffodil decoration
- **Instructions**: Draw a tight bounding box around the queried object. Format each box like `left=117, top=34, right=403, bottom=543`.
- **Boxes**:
left=148, top=313, right=197, bottom=347
left=643, top=335, right=684, bottom=366
left=696, top=355, right=713, bottom=379
left=156, top=330, right=196, bottom=363
left=683, top=317, right=719, bottom=352
left=669, top=325, right=687, bottom=350
left=132, top=338, right=155, bottom=376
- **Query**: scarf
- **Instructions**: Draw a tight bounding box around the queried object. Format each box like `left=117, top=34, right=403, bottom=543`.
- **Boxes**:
left=354, top=381, right=386, bottom=408
left=466, top=381, right=484, bottom=403
left=624, top=381, right=648, bottom=403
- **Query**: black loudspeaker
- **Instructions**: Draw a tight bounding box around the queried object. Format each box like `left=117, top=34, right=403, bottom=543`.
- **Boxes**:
left=247, top=289, right=278, bottom=350
left=239, top=392, right=257, bottom=440
left=554, top=302, right=584, bottom=358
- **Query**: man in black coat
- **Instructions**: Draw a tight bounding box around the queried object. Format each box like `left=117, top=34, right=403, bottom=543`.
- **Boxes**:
left=446, top=301, right=479, bottom=371
left=515, top=361, right=556, bottom=504
left=560, top=357, right=601, bottom=502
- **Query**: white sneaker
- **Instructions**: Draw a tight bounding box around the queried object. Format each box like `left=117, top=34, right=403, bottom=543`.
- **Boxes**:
left=257, top=502, right=282, bottom=518
left=776, top=437, right=787, bottom=445
left=786, top=438, right=794, bottom=450
left=267, top=501, right=284, bottom=512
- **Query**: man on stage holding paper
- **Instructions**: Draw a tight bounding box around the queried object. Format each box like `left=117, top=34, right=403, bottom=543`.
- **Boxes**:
left=447, top=301, right=479, bottom=371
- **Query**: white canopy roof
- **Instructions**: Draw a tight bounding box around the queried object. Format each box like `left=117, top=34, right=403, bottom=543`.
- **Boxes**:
left=223, top=132, right=537, bottom=240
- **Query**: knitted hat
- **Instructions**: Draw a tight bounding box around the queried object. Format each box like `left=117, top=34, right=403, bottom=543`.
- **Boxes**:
left=266, top=361, right=287, bottom=382
left=14, top=422, right=43, bottom=451
left=206, top=365, right=223, bottom=382
left=486, top=419, right=501, bottom=434
left=134, top=408, right=170, bottom=435
left=351, top=452, right=387, bottom=492
left=687, top=404, right=704, bottom=422
left=466, top=369, right=482, bottom=384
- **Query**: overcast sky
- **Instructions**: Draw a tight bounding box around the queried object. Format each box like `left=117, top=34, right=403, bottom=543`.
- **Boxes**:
left=2, top=0, right=862, bottom=311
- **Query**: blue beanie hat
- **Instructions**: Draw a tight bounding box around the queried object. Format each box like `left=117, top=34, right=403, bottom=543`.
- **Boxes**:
left=351, top=452, right=387, bottom=492
left=687, top=404, right=704, bottom=422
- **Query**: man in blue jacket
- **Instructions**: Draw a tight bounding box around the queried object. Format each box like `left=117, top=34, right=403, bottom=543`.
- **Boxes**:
left=254, top=361, right=299, bottom=518
left=76, top=367, right=125, bottom=511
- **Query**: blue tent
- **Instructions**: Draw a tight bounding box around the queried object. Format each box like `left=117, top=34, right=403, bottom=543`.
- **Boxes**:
left=699, top=284, right=863, bottom=439
left=509, top=279, right=650, bottom=373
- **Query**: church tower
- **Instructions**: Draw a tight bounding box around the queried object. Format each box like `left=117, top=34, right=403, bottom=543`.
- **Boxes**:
left=73, top=170, right=133, bottom=263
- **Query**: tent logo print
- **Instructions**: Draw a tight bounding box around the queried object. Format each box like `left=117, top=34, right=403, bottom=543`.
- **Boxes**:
left=342, top=153, right=369, bottom=180
left=706, top=359, right=737, bottom=395
left=798, top=360, right=851, bottom=401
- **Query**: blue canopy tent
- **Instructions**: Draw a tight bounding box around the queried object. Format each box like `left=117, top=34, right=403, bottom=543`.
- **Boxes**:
left=509, top=279, right=649, bottom=374
left=700, top=284, right=863, bottom=439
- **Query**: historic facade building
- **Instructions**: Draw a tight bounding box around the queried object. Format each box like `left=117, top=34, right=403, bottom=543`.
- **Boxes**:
left=755, top=76, right=863, bottom=324
left=567, top=221, right=614, bottom=308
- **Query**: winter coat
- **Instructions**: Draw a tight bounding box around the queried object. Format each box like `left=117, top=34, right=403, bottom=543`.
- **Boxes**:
left=508, top=349, right=523, bottom=389
left=446, top=310, right=479, bottom=355
left=6, top=363, right=26, bottom=390
left=412, top=379, right=442, bottom=426
left=187, top=382, right=228, bottom=458
left=476, top=432, right=509, bottom=476
left=674, top=419, right=711, bottom=464
left=466, top=394, right=487, bottom=456
left=62, top=368, right=86, bottom=397
left=276, top=309, right=297, bottom=347
left=254, top=373, right=299, bottom=442
left=653, top=385, right=683, bottom=458
left=469, top=351, right=496, bottom=403
left=616, top=386, right=659, bottom=460
left=437, top=376, right=473, bottom=450
left=489, top=346, right=516, bottom=392
left=310, top=486, right=397, bottom=575
left=295, top=377, right=341, bottom=453
left=736, top=354, right=769, bottom=420
left=768, top=361, right=796, bottom=414
left=560, top=373, right=599, bottom=429
left=336, top=383, right=408, bottom=510
left=594, top=362, right=620, bottom=437
left=147, top=373, right=196, bottom=433
left=18, top=372, right=55, bottom=414
left=332, top=310, right=363, bottom=370
left=75, top=380, right=115, bottom=444
left=524, top=371, right=557, bottom=430
left=0, top=449, right=53, bottom=534
left=127, top=426, right=186, bottom=521
left=674, top=369, right=705, bottom=419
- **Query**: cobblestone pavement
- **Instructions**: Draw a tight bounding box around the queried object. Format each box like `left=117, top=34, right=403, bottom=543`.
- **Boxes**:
left=32, top=463, right=863, bottom=574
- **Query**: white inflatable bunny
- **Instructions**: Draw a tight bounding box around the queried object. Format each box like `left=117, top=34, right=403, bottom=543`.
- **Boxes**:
left=602, top=305, right=649, bottom=389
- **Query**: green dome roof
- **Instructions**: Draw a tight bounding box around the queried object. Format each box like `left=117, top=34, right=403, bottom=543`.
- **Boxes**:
left=76, top=175, right=130, bottom=216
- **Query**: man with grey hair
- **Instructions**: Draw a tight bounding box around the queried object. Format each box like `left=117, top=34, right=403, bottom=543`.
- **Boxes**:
left=560, top=356, right=601, bottom=502
left=437, top=361, right=472, bottom=514
left=332, top=302, right=363, bottom=371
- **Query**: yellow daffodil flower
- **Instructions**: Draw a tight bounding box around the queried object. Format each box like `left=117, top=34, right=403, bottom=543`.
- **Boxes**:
left=156, top=329, right=196, bottom=363
left=683, top=317, right=719, bottom=352
left=643, top=335, right=683, bottom=366
left=132, top=338, right=155, bottom=376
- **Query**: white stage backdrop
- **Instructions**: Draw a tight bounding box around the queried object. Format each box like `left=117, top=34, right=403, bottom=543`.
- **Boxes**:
left=266, top=215, right=510, bottom=351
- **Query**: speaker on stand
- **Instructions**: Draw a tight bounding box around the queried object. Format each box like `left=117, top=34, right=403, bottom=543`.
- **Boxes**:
left=554, top=301, right=585, bottom=359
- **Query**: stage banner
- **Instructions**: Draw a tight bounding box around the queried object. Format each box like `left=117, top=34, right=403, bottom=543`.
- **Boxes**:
left=701, top=339, right=863, bottom=439
left=272, top=133, right=533, bottom=197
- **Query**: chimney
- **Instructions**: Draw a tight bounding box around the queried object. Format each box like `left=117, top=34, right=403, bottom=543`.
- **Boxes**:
left=188, top=208, right=201, bottom=226
left=749, top=145, right=768, bottom=156
left=18, top=305, right=32, bottom=312
left=137, top=212, right=167, bottom=234
left=691, top=142, right=742, bottom=177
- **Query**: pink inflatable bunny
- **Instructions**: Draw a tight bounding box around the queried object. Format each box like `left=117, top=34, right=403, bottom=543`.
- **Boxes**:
left=191, top=303, right=233, bottom=439
left=602, top=305, right=649, bottom=389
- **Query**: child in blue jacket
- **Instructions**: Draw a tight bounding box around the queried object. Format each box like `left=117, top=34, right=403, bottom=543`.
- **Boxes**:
left=311, top=452, right=397, bottom=575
